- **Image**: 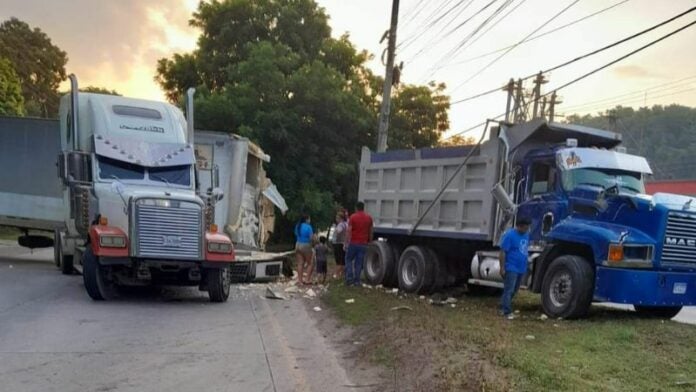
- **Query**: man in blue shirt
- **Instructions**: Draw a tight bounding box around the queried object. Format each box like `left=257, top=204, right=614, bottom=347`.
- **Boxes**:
left=499, top=217, right=531, bottom=319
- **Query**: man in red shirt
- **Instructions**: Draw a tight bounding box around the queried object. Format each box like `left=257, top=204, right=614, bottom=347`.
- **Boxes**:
left=344, top=201, right=373, bottom=286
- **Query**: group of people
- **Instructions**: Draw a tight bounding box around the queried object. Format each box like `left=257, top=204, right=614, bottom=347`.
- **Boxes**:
left=294, top=202, right=373, bottom=287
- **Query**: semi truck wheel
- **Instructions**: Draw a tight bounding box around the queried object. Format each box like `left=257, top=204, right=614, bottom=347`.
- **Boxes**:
left=385, top=242, right=402, bottom=287
left=82, top=247, right=116, bottom=301
left=541, top=255, right=594, bottom=319
left=397, top=246, right=435, bottom=294
left=207, top=267, right=231, bottom=302
left=365, top=241, right=396, bottom=286
left=53, top=229, right=74, bottom=275
left=426, top=248, right=447, bottom=293
left=634, top=305, right=682, bottom=319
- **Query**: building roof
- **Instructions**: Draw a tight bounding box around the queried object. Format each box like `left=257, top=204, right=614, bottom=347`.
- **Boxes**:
left=645, top=180, right=696, bottom=196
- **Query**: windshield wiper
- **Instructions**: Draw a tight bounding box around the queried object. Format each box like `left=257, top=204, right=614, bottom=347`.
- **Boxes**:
left=577, top=182, right=606, bottom=189
left=150, top=174, right=172, bottom=188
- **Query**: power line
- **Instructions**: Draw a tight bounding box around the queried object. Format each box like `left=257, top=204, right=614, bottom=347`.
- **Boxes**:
left=397, top=0, right=458, bottom=50
left=561, top=75, right=696, bottom=111
left=443, top=0, right=631, bottom=69
left=543, top=19, right=696, bottom=99
left=569, top=86, right=696, bottom=114
left=450, top=0, right=580, bottom=94
left=455, top=0, right=529, bottom=54
left=450, top=7, right=696, bottom=106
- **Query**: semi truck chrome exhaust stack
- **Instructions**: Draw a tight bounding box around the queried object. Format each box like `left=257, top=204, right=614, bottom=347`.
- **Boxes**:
left=69, top=74, right=79, bottom=151
left=186, top=87, right=195, bottom=144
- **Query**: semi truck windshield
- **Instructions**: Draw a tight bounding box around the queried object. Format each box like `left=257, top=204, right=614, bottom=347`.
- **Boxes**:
left=97, top=156, right=191, bottom=186
left=562, top=168, right=645, bottom=194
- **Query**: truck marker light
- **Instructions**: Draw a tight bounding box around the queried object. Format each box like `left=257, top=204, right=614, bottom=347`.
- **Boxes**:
left=210, top=224, right=218, bottom=233
left=99, top=216, right=109, bottom=226
left=608, top=244, right=624, bottom=262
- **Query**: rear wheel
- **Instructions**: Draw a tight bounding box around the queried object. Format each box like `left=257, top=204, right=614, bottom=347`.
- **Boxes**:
left=207, top=267, right=231, bottom=302
left=397, top=246, right=435, bottom=294
left=364, top=241, right=396, bottom=286
left=82, top=247, right=116, bottom=301
left=634, top=305, right=682, bottom=319
left=426, top=248, right=448, bottom=293
left=541, top=255, right=594, bottom=319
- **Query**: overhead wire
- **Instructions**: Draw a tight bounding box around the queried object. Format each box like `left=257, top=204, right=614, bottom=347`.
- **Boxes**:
left=443, top=0, right=631, bottom=68
left=398, top=0, right=458, bottom=50
left=449, top=0, right=581, bottom=93
left=449, top=6, right=696, bottom=106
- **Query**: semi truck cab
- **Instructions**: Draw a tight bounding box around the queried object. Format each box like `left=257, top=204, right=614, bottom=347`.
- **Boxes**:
left=57, top=76, right=235, bottom=302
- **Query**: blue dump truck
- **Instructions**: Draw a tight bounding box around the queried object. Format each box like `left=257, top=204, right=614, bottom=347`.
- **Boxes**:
left=358, top=119, right=696, bottom=319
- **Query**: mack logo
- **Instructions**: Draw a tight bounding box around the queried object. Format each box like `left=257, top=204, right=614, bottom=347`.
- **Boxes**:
left=162, top=235, right=183, bottom=247
left=665, top=237, right=696, bottom=247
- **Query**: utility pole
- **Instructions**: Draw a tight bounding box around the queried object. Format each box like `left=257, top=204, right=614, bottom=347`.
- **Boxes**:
left=514, top=78, right=524, bottom=123
left=531, top=72, right=547, bottom=119
left=549, top=91, right=562, bottom=122
left=376, top=0, right=400, bottom=152
left=504, top=78, right=515, bottom=123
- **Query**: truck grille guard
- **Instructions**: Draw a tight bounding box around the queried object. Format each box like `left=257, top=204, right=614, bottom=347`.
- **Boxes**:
left=130, top=197, right=204, bottom=260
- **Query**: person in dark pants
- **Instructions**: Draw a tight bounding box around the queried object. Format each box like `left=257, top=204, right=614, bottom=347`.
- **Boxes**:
left=344, top=202, right=373, bottom=287
left=499, top=217, right=531, bottom=320
left=315, top=236, right=329, bottom=284
left=332, top=212, right=348, bottom=279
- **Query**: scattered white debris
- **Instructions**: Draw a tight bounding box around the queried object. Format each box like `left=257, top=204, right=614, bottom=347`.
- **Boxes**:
left=376, top=284, right=383, bottom=289
left=514, top=310, right=520, bottom=314
left=313, top=306, right=322, bottom=312
left=284, top=286, right=300, bottom=293
left=362, top=284, right=373, bottom=289
left=306, top=288, right=317, bottom=297
left=539, top=314, right=549, bottom=321
left=265, top=287, right=286, bottom=300
left=445, top=297, right=457, bottom=304
left=450, top=304, right=456, bottom=308
left=525, top=335, right=536, bottom=340
left=390, top=288, right=399, bottom=294
left=345, top=298, right=355, bottom=304
left=553, top=324, right=559, bottom=328
left=391, top=306, right=413, bottom=311
left=353, top=341, right=363, bottom=345
left=419, top=295, right=425, bottom=300
left=9, top=265, right=13, bottom=269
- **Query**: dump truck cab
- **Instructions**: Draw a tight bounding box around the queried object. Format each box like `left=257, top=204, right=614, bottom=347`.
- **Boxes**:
left=57, top=76, right=234, bottom=302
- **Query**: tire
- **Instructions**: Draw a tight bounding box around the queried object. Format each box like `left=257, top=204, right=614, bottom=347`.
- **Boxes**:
left=364, top=241, right=396, bottom=286
left=426, top=248, right=447, bottom=293
left=397, top=245, right=435, bottom=294
left=385, top=242, right=402, bottom=287
left=541, top=255, right=594, bottom=319
left=207, top=267, right=231, bottom=302
left=54, top=229, right=74, bottom=275
left=634, top=305, right=682, bottom=319
left=82, top=247, right=116, bottom=301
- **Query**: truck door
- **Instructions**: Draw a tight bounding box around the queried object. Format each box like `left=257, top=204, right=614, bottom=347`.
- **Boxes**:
left=516, top=160, right=567, bottom=243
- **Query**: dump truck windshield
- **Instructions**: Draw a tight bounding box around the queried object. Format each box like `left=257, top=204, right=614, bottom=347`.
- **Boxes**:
left=562, top=168, right=645, bottom=194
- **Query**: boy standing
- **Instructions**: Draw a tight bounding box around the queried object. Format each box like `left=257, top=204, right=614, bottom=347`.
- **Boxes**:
left=499, top=217, right=531, bottom=319
left=315, top=236, right=329, bottom=284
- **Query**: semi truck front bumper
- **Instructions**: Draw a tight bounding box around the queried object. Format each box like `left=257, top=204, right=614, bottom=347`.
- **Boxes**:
left=594, top=266, right=696, bottom=306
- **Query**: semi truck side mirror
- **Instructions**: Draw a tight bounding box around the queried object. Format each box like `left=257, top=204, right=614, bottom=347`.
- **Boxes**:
left=59, top=151, right=92, bottom=185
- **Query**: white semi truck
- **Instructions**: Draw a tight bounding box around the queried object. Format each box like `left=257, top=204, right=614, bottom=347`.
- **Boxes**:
left=0, top=75, right=237, bottom=301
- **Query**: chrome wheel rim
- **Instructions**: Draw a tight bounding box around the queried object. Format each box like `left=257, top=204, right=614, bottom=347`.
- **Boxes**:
left=550, top=271, right=572, bottom=308
left=402, top=256, right=418, bottom=287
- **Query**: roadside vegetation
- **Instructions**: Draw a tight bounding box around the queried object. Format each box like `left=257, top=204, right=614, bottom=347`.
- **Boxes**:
left=324, top=283, right=696, bottom=391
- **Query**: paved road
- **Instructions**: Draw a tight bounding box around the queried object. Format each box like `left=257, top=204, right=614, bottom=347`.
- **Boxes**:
left=0, top=242, right=362, bottom=392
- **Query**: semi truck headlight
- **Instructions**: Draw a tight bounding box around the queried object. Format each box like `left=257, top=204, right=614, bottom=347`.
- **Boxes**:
left=208, top=241, right=232, bottom=253
left=100, top=235, right=127, bottom=248
left=605, top=244, right=653, bottom=268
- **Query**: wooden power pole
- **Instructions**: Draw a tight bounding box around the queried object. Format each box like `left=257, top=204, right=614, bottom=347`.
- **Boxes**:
left=376, top=0, right=400, bottom=152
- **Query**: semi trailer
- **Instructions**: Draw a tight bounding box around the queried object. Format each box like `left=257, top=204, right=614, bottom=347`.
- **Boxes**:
left=358, top=119, right=696, bottom=319
left=0, top=76, right=236, bottom=301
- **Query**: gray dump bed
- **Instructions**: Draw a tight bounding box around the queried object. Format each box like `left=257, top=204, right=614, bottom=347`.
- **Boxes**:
left=358, top=137, right=503, bottom=242
left=0, top=117, right=64, bottom=230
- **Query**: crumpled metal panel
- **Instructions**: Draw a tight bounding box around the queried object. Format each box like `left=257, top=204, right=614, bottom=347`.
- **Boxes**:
left=262, top=183, right=288, bottom=214
left=94, top=134, right=195, bottom=167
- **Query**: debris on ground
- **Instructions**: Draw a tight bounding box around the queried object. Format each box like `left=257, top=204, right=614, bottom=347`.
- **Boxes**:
left=265, top=287, right=287, bottom=300
left=313, top=306, right=322, bottom=312
left=445, top=297, right=457, bottom=304
left=306, top=288, right=317, bottom=297
left=390, top=288, right=399, bottom=294
left=525, top=335, right=536, bottom=340
left=390, top=306, right=413, bottom=311
left=419, top=295, right=425, bottom=300
left=284, top=286, right=300, bottom=293
left=345, top=298, right=355, bottom=304
left=539, top=314, right=549, bottom=321
left=450, top=304, right=457, bottom=308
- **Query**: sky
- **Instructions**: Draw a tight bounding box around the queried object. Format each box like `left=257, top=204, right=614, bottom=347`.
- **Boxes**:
left=2, top=0, right=696, bottom=138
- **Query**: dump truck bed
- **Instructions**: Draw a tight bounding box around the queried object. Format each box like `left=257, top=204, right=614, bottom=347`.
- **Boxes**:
left=358, top=138, right=503, bottom=242
left=0, top=117, right=64, bottom=231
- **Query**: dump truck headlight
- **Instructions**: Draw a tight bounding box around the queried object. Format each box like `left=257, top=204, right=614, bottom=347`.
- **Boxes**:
left=100, top=235, right=127, bottom=248
left=208, top=241, right=232, bottom=254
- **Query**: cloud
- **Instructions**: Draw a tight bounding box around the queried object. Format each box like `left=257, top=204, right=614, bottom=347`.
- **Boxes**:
left=1, top=0, right=199, bottom=100
left=612, top=65, right=663, bottom=80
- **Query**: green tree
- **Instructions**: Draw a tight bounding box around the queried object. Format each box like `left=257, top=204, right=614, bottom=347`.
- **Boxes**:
left=81, top=86, right=121, bottom=96
left=388, top=82, right=450, bottom=149
left=156, top=0, right=449, bottom=238
left=0, top=18, right=67, bottom=117
left=0, top=57, right=24, bottom=116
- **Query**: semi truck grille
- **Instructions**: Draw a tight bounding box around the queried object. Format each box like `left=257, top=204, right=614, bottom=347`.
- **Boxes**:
left=662, top=213, right=696, bottom=267
left=134, top=201, right=202, bottom=260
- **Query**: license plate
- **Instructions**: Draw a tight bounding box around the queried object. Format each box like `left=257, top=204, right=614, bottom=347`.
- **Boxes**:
left=673, top=282, right=687, bottom=295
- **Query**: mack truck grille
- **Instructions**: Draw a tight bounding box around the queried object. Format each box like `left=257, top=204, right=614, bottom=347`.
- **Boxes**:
left=134, top=201, right=203, bottom=260
left=662, top=213, right=696, bottom=267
